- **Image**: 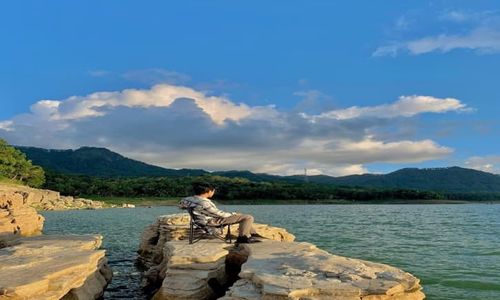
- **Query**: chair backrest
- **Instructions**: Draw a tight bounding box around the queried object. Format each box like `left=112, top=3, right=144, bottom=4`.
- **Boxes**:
left=186, top=206, right=207, bottom=227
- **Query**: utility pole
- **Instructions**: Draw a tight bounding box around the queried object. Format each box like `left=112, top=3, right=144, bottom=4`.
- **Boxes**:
left=304, top=168, right=309, bottom=183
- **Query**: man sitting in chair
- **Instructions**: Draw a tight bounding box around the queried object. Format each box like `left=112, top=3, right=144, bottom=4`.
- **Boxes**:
left=180, top=182, right=264, bottom=244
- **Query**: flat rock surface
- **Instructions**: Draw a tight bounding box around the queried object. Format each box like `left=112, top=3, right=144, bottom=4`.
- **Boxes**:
left=222, top=241, right=425, bottom=300
left=0, top=234, right=112, bottom=300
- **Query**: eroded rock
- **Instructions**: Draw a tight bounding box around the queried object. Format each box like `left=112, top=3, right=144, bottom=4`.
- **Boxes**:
left=0, top=183, right=105, bottom=212
left=0, top=234, right=112, bottom=300
left=138, top=213, right=294, bottom=299
left=138, top=214, right=425, bottom=300
left=137, top=213, right=295, bottom=269
left=222, top=241, right=425, bottom=300
left=151, top=240, right=231, bottom=300
left=0, top=189, right=44, bottom=239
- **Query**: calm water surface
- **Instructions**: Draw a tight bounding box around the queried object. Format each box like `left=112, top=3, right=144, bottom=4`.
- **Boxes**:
left=41, top=204, right=500, bottom=300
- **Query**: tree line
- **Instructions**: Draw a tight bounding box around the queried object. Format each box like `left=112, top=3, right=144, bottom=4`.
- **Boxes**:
left=2, top=138, right=498, bottom=201
left=44, top=171, right=448, bottom=201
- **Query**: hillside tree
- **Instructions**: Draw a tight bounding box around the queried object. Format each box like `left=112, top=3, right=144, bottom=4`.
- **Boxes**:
left=0, top=138, right=45, bottom=187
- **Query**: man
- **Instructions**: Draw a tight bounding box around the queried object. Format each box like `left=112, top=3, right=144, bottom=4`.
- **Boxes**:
left=179, top=182, right=263, bottom=244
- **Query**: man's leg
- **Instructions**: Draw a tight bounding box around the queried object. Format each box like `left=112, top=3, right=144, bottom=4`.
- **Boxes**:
left=214, top=214, right=254, bottom=237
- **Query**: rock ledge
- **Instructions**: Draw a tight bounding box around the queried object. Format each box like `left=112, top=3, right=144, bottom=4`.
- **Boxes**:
left=0, top=234, right=112, bottom=300
left=138, top=214, right=425, bottom=300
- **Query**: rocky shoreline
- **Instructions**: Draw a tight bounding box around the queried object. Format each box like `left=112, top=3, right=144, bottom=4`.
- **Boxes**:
left=137, top=214, right=425, bottom=300
left=1, top=182, right=426, bottom=299
left=0, top=184, right=112, bottom=300
left=0, top=183, right=106, bottom=211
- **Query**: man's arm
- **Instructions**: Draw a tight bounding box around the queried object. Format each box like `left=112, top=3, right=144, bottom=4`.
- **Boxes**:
left=200, top=200, right=233, bottom=218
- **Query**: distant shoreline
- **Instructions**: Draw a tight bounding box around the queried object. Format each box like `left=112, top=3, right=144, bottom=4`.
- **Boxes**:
left=86, top=196, right=500, bottom=206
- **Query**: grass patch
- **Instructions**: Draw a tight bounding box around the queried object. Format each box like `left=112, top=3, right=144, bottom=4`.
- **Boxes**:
left=0, top=177, right=25, bottom=186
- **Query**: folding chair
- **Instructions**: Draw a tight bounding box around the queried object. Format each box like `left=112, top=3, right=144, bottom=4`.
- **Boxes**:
left=186, top=207, right=232, bottom=244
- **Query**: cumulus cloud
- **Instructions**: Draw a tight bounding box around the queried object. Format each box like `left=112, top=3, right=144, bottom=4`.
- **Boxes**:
left=22, top=84, right=270, bottom=125
left=0, top=84, right=465, bottom=176
left=465, top=156, right=500, bottom=174
left=309, top=95, right=470, bottom=121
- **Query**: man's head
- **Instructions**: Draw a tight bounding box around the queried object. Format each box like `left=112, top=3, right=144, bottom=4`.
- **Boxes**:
left=192, top=182, right=216, bottom=198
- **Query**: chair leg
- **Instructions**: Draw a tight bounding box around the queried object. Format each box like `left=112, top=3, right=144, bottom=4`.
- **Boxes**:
left=227, top=225, right=232, bottom=244
left=189, top=221, right=194, bottom=244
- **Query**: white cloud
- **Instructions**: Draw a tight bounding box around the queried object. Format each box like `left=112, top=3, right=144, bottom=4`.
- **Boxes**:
left=438, top=10, right=498, bottom=23
left=309, top=95, right=469, bottom=121
left=374, top=28, right=500, bottom=56
left=0, top=121, right=13, bottom=132
left=465, top=156, right=500, bottom=174
left=375, top=9, right=500, bottom=56
left=439, top=10, right=470, bottom=22
left=0, top=84, right=462, bottom=176
left=26, top=84, right=271, bottom=125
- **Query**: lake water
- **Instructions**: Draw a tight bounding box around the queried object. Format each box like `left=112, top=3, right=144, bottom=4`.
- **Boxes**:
left=41, top=204, right=500, bottom=300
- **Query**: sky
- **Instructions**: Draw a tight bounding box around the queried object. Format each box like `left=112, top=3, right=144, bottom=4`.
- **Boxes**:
left=0, top=0, right=499, bottom=176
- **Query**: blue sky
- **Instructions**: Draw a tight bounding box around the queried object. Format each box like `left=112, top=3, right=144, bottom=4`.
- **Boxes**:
left=1, top=0, right=499, bottom=175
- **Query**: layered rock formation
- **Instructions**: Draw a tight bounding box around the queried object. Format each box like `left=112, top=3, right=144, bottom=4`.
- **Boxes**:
left=137, top=213, right=294, bottom=269
left=222, top=241, right=424, bottom=300
left=138, top=213, right=425, bottom=300
left=0, top=234, right=112, bottom=300
left=0, top=183, right=105, bottom=211
left=137, top=213, right=294, bottom=299
left=0, top=187, right=44, bottom=241
left=0, top=184, right=112, bottom=300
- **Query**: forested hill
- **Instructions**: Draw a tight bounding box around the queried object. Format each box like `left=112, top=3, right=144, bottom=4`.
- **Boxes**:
left=16, top=146, right=500, bottom=194
left=16, top=146, right=208, bottom=177
left=292, top=167, right=500, bottom=193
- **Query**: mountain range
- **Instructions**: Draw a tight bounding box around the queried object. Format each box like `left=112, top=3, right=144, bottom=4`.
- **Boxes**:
left=17, top=146, right=500, bottom=193
left=17, top=146, right=207, bottom=177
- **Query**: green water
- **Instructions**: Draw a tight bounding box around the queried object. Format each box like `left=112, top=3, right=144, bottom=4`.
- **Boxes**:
left=41, top=204, right=500, bottom=300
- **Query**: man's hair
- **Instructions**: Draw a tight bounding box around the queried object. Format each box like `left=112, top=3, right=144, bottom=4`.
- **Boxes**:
left=192, top=182, right=216, bottom=195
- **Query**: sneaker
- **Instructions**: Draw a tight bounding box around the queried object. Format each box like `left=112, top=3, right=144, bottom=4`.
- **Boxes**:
left=251, top=233, right=267, bottom=239
left=235, top=236, right=262, bottom=244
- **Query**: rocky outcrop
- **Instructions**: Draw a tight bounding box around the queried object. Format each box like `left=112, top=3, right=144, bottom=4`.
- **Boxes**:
left=137, top=213, right=294, bottom=299
left=0, top=184, right=113, bottom=299
left=137, top=213, right=295, bottom=270
left=138, top=214, right=425, bottom=300
left=221, top=241, right=424, bottom=300
left=0, top=234, right=112, bottom=300
left=0, top=183, right=105, bottom=211
left=151, top=240, right=231, bottom=300
left=0, top=188, right=44, bottom=241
